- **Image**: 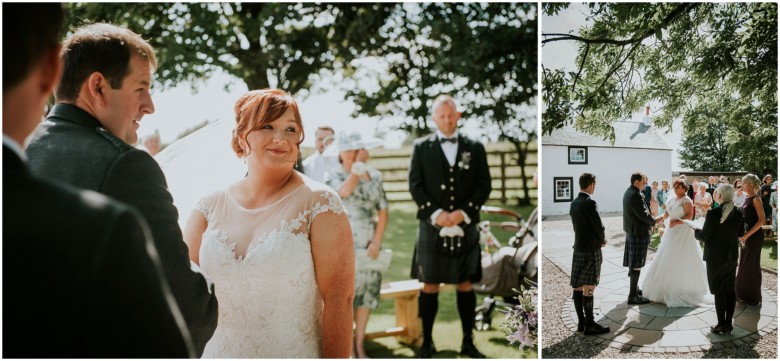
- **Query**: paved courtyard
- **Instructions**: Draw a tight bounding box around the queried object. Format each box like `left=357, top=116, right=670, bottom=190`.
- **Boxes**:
left=542, top=213, right=778, bottom=355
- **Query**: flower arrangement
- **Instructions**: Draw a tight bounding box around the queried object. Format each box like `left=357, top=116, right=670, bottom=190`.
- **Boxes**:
left=458, top=151, right=471, bottom=170
left=502, top=282, right=538, bottom=352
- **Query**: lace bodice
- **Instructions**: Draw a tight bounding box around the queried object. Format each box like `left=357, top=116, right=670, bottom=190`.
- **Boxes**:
left=195, top=177, right=345, bottom=358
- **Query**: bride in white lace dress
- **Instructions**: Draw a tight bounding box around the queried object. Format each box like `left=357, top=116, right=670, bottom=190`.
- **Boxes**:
left=182, top=89, right=355, bottom=358
left=642, top=178, right=711, bottom=307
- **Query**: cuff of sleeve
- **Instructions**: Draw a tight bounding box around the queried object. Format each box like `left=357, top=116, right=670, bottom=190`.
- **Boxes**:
left=430, top=209, right=444, bottom=224
left=460, top=210, right=472, bottom=224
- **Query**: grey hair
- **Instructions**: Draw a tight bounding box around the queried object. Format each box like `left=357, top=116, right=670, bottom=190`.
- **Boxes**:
left=715, top=184, right=735, bottom=224
left=742, top=173, right=761, bottom=191
left=431, top=94, right=458, bottom=113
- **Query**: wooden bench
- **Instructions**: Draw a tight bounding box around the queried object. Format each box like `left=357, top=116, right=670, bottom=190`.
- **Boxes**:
left=365, top=280, right=423, bottom=346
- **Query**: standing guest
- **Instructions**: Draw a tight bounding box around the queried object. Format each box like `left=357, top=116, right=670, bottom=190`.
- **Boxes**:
left=695, top=185, right=743, bottom=335
left=761, top=174, right=774, bottom=227
left=642, top=175, right=653, bottom=212
left=657, top=180, right=670, bottom=216
left=707, top=176, right=718, bottom=197
left=694, top=182, right=713, bottom=218
left=409, top=94, right=491, bottom=358
left=622, top=172, right=661, bottom=304
left=720, top=175, right=730, bottom=185
left=771, top=182, right=778, bottom=237
left=569, top=173, right=610, bottom=335
left=24, top=23, right=218, bottom=355
left=650, top=181, right=660, bottom=218
left=142, top=131, right=161, bottom=156
left=681, top=175, right=696, bottom=200
left=736, top=174, right=766, bottom=305
left=324, top=133, right=389, bottom=358
left=2, top=4, right=192, bottom=357
left=302, top=125, right=340, bottom=182
left=733, top=178, right=747, bottom=207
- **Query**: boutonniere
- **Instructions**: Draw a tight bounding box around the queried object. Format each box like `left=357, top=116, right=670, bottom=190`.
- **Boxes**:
left=458, top=151, right=471, bottom=170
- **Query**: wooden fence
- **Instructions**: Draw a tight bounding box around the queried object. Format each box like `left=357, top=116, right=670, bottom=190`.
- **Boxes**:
left=304, top=142, right=537, bottom=205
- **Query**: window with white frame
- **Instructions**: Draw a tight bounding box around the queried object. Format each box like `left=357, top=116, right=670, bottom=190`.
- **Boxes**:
left=553, top=177, right=574, bottom=202
left=568, top=146, right=588, bottom=164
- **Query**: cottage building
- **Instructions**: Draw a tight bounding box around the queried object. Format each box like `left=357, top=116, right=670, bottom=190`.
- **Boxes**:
left=542, top=119, right=673, bottom=215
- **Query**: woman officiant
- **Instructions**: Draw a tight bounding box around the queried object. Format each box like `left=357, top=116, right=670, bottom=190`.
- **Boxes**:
left=695, top=184, right=744, bottom=335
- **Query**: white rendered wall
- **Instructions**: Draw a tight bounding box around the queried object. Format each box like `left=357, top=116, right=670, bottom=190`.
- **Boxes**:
left=542, top=145, right=673, bottom=215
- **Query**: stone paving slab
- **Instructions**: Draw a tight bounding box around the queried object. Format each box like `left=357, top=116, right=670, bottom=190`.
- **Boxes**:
left=544, top=220, right=778, bottom=353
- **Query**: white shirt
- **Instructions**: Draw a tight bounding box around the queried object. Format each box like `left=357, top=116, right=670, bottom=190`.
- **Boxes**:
left=3, top=134, right=27, bottom=162
left=302, top=151, right=340, bottom=182
left=436, top=130, right=459, bottom=167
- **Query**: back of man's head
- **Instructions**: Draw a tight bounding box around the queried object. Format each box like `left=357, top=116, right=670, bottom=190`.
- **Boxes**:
left=579, top=173, right=596, bottom=191
left=56, top=23, right=157, bottom=102
left=2, top=3, right=64, bottom=92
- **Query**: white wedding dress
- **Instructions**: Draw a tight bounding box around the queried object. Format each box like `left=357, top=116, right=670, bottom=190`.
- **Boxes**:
left=195, top=180, right=345, bottom=358
left=642, top=194, right=712, bottom=307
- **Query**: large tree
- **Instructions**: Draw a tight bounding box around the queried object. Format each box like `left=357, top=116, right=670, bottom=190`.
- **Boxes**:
left=542, top=3, right=777, bottom=173
left=64, top=2, right=394, bottom=94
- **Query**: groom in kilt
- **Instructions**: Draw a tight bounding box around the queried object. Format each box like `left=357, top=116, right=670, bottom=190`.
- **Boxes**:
left=623, top=172, right=660, bottom=304
left=569, top=173, right=610, bottom=335
left=409, top=95, right=491, bottom=358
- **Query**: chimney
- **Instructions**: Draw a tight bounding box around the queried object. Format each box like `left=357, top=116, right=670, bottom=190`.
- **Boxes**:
left=642, top=106, right=652, bottom=126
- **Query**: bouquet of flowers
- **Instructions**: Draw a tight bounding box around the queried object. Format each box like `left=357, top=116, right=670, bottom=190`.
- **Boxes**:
left=502, top=282, right=538, bottom=352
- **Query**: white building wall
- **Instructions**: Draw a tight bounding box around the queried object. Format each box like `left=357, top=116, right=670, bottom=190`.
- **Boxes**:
left=542, top=145, right=673, bottom=215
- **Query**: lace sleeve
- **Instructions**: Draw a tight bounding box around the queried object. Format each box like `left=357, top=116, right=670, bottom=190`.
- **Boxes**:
left=193, top=193, right=216, bottom=224
left=309, top=190, right=346, bottom=228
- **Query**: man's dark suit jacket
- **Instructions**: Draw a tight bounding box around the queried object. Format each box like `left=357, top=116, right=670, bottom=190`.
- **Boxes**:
left=3, top=145, right=193, bottom=358
left=622, top=185, right=656, bottom=236
left=409, top=133, right=492, bottom=226
left=26, top=104, right=218, bottom=355
left=570, top=192, right=606, bottom=252
left=695, top=205, right=744, bottom=263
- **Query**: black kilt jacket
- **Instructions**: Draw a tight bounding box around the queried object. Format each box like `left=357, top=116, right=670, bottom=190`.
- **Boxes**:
left=408, top=133, right=492, bottom=284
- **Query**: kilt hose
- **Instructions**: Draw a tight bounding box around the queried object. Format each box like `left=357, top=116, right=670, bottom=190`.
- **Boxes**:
left=623, top=233, right=650, bottom=269
left=570, top=248, right=603, bottom=288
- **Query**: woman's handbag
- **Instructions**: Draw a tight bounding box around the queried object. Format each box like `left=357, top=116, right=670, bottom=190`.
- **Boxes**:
left=355, top=248, right=392, bottom=273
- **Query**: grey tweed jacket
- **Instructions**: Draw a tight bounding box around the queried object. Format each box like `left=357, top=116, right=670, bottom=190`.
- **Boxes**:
left=27, top=103, right=218, bottom=356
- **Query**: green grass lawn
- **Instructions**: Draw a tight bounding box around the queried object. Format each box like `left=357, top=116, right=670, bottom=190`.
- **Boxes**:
left=364, top=201, right=537, bottom=358
left=650, top=231, right=778, bottom=271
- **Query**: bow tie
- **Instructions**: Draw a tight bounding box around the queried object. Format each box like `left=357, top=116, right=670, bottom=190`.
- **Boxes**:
left=440, top=137, right=457, bottom=144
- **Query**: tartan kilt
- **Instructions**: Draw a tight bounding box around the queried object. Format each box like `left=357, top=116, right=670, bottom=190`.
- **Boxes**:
left=570, top=249, right=603, bottom=288
left=410, top=221, right=482, bottom=284
left=623, top=234, right=650, bottom=268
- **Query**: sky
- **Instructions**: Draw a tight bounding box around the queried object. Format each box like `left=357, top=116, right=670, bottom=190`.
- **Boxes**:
left=541, top=3, right=686, bottom=170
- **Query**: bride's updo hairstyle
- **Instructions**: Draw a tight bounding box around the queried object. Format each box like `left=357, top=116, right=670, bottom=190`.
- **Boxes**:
left=672, top=178, right=687, bottom=191
left=231, top=89, right=305, bottom=158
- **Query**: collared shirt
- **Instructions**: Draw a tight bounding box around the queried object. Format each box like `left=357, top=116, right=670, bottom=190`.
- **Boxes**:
left=3, top=134, right=27, bottom=162
left=436, top=130, right=459, bottom=167
left=302, top=151, right=340, bottom=182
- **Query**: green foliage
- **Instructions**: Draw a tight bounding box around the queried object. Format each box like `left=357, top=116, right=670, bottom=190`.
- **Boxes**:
left=542, top=2, right=777, bottom=173
left=64, top=3, right=393, bottom=94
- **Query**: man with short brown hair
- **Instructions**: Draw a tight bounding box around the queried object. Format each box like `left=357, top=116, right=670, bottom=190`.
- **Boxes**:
left=26, top=23, right=218, bottom=356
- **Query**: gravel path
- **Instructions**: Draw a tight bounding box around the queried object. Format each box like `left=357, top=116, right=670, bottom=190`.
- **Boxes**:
left=541, top=213, right=778, bottom=358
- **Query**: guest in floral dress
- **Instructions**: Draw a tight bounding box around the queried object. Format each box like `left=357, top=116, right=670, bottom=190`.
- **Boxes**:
left=324, top=132, right=388, bottom=359
left=694, top=182, right=713, bottom=219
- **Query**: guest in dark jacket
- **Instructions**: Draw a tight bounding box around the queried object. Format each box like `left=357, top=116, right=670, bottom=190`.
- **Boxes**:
left=695, top=184, right=744, bottom=335
left=25, top=22, right=217, bottom=355
left=569, top=173, right=609, bottom=335
left=2, top=4, right=193, bottom=357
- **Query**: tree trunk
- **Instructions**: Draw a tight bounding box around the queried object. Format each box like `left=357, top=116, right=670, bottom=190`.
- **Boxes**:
left=512, top=140, right=533, bottom=206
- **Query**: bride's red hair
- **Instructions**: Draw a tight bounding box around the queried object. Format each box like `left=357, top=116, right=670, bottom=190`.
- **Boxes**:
left=231, top=89, right=304, bottom=158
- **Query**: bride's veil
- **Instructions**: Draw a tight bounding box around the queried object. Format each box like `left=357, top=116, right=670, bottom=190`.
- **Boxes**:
left=155, top=118, right=247, bottom=230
